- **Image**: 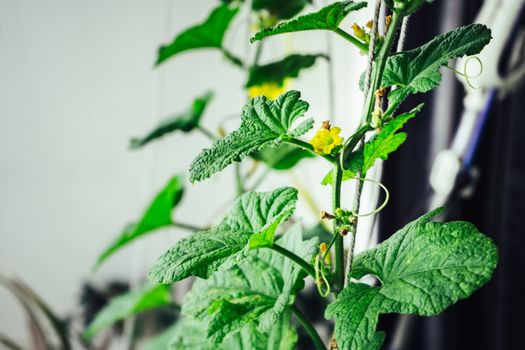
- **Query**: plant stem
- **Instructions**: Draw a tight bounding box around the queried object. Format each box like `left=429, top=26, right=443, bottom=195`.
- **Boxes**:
left=362, top=12, right=402, bottom=124
left=197, top=125, right=218, bottom=141
left=291, top=304, right=327, bottom=350
left=249, top=167, right=270, bottom=191
left=235, top=163, right=245, bottom=196
left=343, top=12, right=404, bottom=286
left=283, top=137, right=336, bottom=164
left=268, top=244, right=316, bottom=279
left=221, top=47, right=244, bottom=68
left=333, top=28, right=368, bottom=52
left=332, top=162, right=344, bottom=294
left=172, top=221, right=205, bottom=232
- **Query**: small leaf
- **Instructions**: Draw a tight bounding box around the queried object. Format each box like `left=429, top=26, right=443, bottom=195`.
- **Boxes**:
left=189, top=90, right=313, bottom=183
left=252, top=144, right=314, bottom=170
left=321, top=105, right=423, bottom=185
left=246, top=54, right=327, bottom=88
left=381, top=24, right=491, bottom=109
left=251, top=1, right=367, bottom=42
left=344, top=104, right=424, bottom=175
left=156, top=4, right=239, bottom=65
left=94, top=175, right=184, bottom=269
left=326, top=209, right=498, bottom=349
left=182, top=224, right=317, bottom=343
left=384, top=0, right=430, bottom=15
left=253, top=0, right=312, bottom=20
left=148, top=187, right=298, bottom=284
left=84, top=284, right=171, bottom=341
left=130, top=92, right=213, bottom=149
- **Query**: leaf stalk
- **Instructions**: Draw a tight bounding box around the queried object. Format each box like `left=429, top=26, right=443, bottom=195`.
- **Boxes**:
left=268, top=244, right=316, bottom=279
left=291, top=304, right=327, bottom=350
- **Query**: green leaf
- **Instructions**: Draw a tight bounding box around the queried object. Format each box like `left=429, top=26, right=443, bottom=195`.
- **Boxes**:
left=130, top=92, right=213, bottom=149
left=156, top=4, right=239, bottom=65
left=182, top=224, right=317, bottom=343
left=384, top=0, right=431, bottom=15
left=246, top=54, right=327, bottom=88
left=345, top=104, right=423, bottom=174
left=253, top=0, right=312, bottom=20
left=94, top=175, right=184, bottom=269
left=84, top=284, right=171, bottom=341
left=251, top=1, right=367, bottom=42
left=189, top=90, right=312, bottom=183
left=252, top=144, right=314, bottom=170
left=169, top=315, right=297, bottom=350
left=381, top=24, right=491, bottom=109
left=148, top=187, right=298, bottom=284
left=326, top=208, right=498, bottom=349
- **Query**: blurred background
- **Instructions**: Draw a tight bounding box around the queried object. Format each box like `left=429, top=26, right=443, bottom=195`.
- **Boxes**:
left=1, top=0, right=524, bottom=349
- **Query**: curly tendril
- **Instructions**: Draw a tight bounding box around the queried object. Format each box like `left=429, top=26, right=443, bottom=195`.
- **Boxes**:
left=347, top=177, right=390, bottom=218
left=314, top=255, right=331, bottom=297
left=446, top=56, right=484, bottom=89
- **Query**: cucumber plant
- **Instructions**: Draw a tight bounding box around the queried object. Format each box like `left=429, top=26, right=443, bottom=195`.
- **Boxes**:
left=87, top=1, right=498, bottom=349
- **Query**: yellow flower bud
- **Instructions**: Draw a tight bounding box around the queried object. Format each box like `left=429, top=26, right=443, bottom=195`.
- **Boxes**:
left=319, top=243, right=332, bottom=265
left=351, top=23, right=366, bottom=41
left=385, top=15, right=392, bottom=28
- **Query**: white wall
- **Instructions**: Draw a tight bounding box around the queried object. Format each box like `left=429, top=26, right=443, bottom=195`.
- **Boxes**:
left=0, top=0, right=376, bottom=343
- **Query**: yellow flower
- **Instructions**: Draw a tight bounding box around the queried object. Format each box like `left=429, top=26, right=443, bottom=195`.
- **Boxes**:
left=247, top=80, right=288, bottom=100
left=319, top=242, right=332, bottom=265
left=351, top=23, right=366, bottom=41
left=309, top=122, right=344, bottom=155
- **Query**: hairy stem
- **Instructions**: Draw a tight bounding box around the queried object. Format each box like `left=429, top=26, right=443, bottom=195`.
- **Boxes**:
left=332, top=162, right=344, bottom=294
left=221, top=47, right=244, bottom=68
left=291, top=304, right=327, bottom=350
left=333, top=28, right=368, bottom=52
left=268, top=244, right=316, bottom=279
left=172, top=221, right=205, bottom=232
left=283, top=137, right=336, bottom=164
left=235, top=163, right=245, bottom=196
left=344, top=12, right=403, bottom=286
left=363, top=12, right=402, bottom=124
left=197, top=125, right=218, bottom=141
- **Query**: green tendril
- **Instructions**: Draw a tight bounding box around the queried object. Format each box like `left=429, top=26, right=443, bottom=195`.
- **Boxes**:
left=314, top=255, right=331, bottom=297
left=322, top=234, right=338, bottom=265
left=446, top=56, right=484, bottom=89
left=348, top=177, right=390, bottom=218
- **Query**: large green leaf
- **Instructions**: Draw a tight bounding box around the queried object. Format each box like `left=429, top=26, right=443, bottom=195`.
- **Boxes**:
left=84, top=284, right=171, bottom=341
left=246, top=54, right=326, bottom=88
left=169, top=315, right=297, bottom=350
left=156, top=4, right=239, bottom=65
left=381, top=24, right=491, bottom=109
left=252, top=143, right=314, bottom=170
left=182, top=224, right=317, bottom=343
left=130, top=92, right=213, bottom=149
left=148, top=187, right=298, bottom=284
left=251, top=1, right=367, bottom=42
left=94, top=175, right=184, bottom=269
left=189, top=90, right=313, bottom=183
left=325, top=209, right=498, bottom=350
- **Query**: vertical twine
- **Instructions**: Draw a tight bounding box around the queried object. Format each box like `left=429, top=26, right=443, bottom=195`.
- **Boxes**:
left=343, top=0, right=383, bottom=288
left=396, top=15, right=410, bottom=53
